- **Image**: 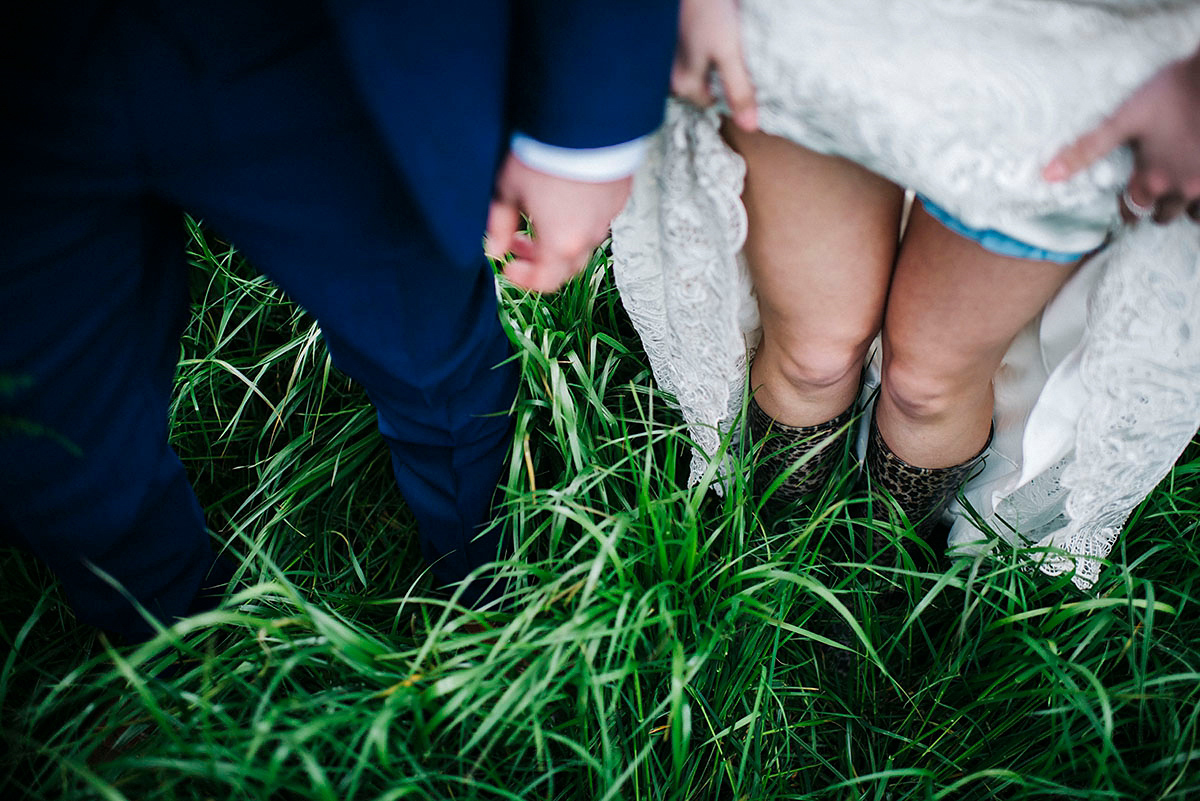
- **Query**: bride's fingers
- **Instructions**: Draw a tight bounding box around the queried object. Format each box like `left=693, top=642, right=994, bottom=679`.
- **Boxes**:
left=1044, top=101, right=1138, bottom=182
left=671, top=55, right=715, bottom=107
left=671, top=48, right=758, bottom=131
left=716, top=48, right=758, bottom=131
left=1118, top=168, right=1162, bottom=224
left=1187, top=182, right=1200, bottom=223
left=1153, top=191, right=1186, bottom=223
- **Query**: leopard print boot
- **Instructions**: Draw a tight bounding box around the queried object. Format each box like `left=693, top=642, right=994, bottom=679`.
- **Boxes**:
left=865, top=411, right=991, bottom=558
left=748, top=398, right=855, bottom=510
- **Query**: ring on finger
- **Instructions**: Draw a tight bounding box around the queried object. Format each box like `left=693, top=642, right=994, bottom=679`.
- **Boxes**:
left=1121, top=188, right=1155, bottom=220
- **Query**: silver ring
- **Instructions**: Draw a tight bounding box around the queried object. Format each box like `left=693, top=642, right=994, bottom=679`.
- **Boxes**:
left=1122, top=188, right=1155, bottom=220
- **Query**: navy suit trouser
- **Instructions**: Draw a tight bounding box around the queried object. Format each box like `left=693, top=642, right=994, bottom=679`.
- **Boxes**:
left=1, top=2, right=517, bottom=639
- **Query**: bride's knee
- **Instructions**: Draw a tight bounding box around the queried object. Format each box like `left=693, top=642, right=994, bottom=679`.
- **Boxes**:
left=879, top=353, right=987, bottom=424
left=764, top=334, right=873, bottom=395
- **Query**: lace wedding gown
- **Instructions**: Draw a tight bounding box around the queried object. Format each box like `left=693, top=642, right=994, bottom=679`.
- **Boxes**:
left=612, top=0, right=1200, bottom=588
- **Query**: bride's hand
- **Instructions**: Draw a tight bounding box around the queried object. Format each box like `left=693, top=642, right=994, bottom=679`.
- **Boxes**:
left=1044, top=45, right=1200, bottom=224
left=670, top=0, right=758, bottom=131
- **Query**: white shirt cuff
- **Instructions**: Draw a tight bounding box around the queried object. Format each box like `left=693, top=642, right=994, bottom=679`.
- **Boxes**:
left=509, top=133, right=650, bottom=182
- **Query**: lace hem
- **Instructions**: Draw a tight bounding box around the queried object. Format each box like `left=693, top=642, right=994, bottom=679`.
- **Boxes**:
left=613, top=111, right=1200, bottom=589
left=612, top=102, right=758, bottom=489
left=612, top=0, right=1200, bottom=587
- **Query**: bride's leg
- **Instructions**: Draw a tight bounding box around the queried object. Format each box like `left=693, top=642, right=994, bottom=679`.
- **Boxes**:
left=724, top=126, right=904, bottom=426
left=723, top=125, right=903, bottom=502
left=872, top=200, right=1080, bottom=530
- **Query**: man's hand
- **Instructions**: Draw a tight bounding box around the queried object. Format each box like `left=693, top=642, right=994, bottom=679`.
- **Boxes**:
left=486, top=153, right=633, bottom=293
left=1044, top=46, right=1200, bottom=224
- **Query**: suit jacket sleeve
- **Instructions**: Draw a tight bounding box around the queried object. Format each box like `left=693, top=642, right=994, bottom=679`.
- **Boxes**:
left=324, top=0, right=677, bottom=264
left=508, top=0, right=679, bottom=150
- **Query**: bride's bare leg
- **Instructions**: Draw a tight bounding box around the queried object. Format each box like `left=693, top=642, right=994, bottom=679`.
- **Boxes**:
left=723, top=125, right=905, bottom=426
left=877, top=202, right=1080, bottom=469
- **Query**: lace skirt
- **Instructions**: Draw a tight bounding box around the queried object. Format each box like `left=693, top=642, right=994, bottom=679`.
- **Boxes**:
left=611, top=0, right=1200, bottom=588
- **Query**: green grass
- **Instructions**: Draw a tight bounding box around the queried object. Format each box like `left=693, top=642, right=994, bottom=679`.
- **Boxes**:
left=3, top=221, right=1200, bottom=800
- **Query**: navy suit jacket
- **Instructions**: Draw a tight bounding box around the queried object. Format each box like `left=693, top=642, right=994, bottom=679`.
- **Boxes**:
left=326, top=0, right=679, bottom=265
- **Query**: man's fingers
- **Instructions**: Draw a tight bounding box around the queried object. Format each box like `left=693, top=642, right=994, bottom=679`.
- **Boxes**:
left=485, top=199, right=520, bottom=261
left=717, top=51, right=757, bottom=131
left=509, top=231, right=537, bottom=262
left=1044, top=110, right=1133, bottom=182
left=503, top=255, right=579, bottom=294
left=490, top=152, right=629, bottom=292
left=499, top=259, right=538, bottom=291
left=502, top=233, right=592, bottom=294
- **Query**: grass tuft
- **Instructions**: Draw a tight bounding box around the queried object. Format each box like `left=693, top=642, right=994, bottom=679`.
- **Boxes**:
left=3, top=222, right=1200, bottom=799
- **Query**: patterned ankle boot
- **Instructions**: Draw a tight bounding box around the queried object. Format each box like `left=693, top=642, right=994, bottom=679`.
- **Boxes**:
left=864, top=412, right=991, bottom=558
left=748, top=398, right=855, bottom=509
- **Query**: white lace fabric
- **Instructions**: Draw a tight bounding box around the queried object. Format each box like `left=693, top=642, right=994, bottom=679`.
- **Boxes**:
left=612, top=0, right=1200, bottom=588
